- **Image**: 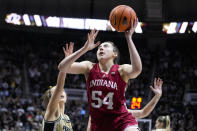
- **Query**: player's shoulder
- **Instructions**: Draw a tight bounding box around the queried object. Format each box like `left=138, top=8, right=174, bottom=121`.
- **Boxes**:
left=63, top=114, right=71, bottom=122
left=79, top=60, right=92, bottom=65
left=62, top=114, right=73, bottom=130
left=82, top=61, right=96, bottom=78
left=63, top=114, right=70, bottom=119
left=118, top=64, right=132, bottom=72
left=119, top=64, right=132, bottom=68
left=80, top=61, right=94, bottom=66
left=63, top=114, right=69, bottom=118
left=83, top=61, right=96, bottom=70
left=78, top=61, right=93, bottom=72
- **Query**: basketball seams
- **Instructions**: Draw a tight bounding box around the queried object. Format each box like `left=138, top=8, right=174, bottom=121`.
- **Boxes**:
left=110, top=7, right=120, bottom=26
left=128, top=9, right=132, bottom=31
left=118, top=6, right=127, bottom=31
left=110, top=5, right=125, bottom=29
left=129, top=8, right=137, bottom=31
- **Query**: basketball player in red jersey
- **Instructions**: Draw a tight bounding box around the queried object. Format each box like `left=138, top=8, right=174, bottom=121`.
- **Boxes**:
left=59, top=18, right=141, bottom=131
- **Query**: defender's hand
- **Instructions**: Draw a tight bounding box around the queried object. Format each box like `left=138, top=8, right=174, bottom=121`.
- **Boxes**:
left=150, top=78, right=163, bottom=98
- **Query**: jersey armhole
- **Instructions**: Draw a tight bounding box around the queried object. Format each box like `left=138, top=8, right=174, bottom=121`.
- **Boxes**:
left=116, top=65, right=128, bottom=85
left=85, top=63, right=96, bottom=80
left=44, top=114, right=62, bottom=123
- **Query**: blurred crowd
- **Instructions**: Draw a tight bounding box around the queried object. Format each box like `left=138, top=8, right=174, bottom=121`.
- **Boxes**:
left=0, top=33, right=197, bottom=131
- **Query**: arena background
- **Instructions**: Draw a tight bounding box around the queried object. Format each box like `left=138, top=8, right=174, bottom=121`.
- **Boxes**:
left=0, top=0, right=197, bottom=130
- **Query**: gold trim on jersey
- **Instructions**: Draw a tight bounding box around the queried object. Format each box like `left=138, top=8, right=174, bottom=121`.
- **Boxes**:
left=41, top=114, right=73, bottom=131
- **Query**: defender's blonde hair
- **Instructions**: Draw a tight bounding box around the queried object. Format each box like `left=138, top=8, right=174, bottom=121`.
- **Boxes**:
left=41, top=86, right=53, bottom=109
left=157, top=115, right=170, bottom=131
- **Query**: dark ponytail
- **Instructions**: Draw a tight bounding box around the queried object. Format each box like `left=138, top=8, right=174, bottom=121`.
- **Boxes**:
left=106, top=41, right=120, bottom=64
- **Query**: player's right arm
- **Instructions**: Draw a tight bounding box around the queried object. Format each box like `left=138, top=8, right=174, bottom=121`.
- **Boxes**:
left=128, top=78, right=163, bottom=119
left=45, top=72, right=66, bottom=121
left=86, top=116, right=91, bottom=131
left=58, top=29, right=100, bottom=74
left=120, top=18, right=142, bottom=82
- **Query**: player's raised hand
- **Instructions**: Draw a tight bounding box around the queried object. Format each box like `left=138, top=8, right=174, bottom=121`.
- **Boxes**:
left=63, top=42, right=74, bottom=57
left=125, top=18, right=138, bottom=38
left=84, top=29, right=101, bottom=51
left=150, top=78, right=163, bottom=98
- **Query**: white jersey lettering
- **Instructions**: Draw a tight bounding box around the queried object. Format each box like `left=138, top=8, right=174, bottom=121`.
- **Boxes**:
left=103, top=80, right=108, bottom=86
left=89, top=79, right=117, bottom=90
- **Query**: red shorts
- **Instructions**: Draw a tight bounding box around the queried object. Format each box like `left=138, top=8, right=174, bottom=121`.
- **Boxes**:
left=90, top=112, right=138, bottom=131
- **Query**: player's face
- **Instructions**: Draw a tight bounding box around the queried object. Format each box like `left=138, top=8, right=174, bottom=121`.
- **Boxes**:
left=97, top=42, right=117, bottom=62
left=60, top=91, right=67, bottom=103
left=50, top=87, right=67, bottom=103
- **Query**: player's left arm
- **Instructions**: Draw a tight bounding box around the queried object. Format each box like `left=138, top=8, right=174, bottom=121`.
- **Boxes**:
left=45, top=43, right=74, bottom=121
left=120, top=18, right=142, bottom=82
left=128, top=78, right=163, bottom=119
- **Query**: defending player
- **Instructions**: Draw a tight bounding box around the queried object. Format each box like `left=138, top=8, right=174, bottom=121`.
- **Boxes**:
left=152, top=115, right=170, bottom=131
left=40, top=43, right=74, bottom=131
left=58, top=18, right=142, bottom=131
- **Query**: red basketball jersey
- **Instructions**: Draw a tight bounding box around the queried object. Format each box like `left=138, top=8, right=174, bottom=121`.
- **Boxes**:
left=86, top=64, right=137, bottom=131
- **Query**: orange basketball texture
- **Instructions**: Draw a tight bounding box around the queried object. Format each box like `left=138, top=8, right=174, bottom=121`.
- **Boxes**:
left=109, top=5, right=137, bottom=32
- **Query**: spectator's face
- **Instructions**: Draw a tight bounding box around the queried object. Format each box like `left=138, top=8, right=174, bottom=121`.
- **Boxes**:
left=155, top=119, right=164, bottom=129
left=50, top=87, right=67, bottom=103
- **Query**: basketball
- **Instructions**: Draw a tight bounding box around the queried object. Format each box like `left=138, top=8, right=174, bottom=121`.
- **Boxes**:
left=109, top=5, right=137, bottom=32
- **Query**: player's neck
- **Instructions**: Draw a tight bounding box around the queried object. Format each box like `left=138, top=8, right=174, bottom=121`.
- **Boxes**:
left=99, top=60, right=114, bottom=73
